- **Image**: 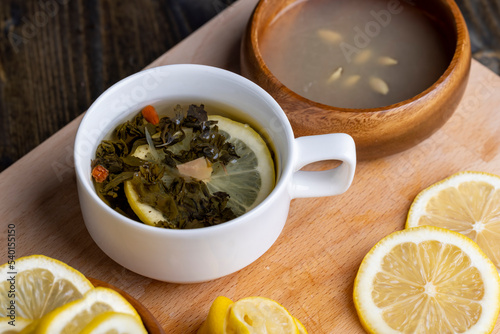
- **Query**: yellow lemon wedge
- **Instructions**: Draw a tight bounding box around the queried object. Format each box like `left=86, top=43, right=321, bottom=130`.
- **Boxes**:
left=197, top=296, right=234, bottom=334
left=226, top=296, right=299, bottom=334
left=406, top=171, right=500, bottom=271
left=125, top=114, right=275, bottom=226
left=198, top=296, right=307, bottom=334
left=0, top=255, right=93, bottom=320
left=35, top=287, right=141, bottom=334
left=353, top=226, right=500, bottom=334
left=79, top=311, right=147, bottom=334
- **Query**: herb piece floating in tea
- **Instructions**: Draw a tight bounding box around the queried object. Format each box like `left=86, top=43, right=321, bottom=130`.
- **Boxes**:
left=91, top=104, right=275, bottom=229
left=92, top=165, right=109, bottom=183
left=141, top=104, right=160, bottom=125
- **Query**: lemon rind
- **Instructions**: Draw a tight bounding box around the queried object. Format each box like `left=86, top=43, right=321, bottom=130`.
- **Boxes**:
left=406, top=171, right=500, bottom=228
left=208, top=115, right=275, bottom=211
left=36, top=287, right=140, bottom=334
left=228, top=296, right=299, bottom=334
left=79, top=311, right=147, bottom=334
left=0, top=255, right=93, bottom=294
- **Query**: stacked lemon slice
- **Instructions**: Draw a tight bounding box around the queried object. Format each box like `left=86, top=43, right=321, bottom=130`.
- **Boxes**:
left=406, top=171, right=500, bottom=271
left=0, top=255, right=147, bottom=333
left=354, top=226, right=500, bottom=333
left=354, top=171, right=500, bottom=334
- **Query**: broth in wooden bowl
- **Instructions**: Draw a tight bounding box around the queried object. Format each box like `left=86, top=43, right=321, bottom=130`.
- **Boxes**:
left=241, top=0, right=471, bottom=159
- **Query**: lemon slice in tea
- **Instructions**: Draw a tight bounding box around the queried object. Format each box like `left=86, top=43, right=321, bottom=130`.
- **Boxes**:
left=124, top=180, right=165, bottom=226
left=125, top=115, right=275, bottom=226
left=206, top=115, right=275, bottom=216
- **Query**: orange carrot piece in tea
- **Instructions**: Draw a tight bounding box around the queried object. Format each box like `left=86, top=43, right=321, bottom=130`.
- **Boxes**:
left=92, top=165, right=109, bottom=183
left=141, top=105, right=160, bottom=125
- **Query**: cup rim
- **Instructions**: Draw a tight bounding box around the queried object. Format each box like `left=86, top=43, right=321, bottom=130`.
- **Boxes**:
left=249, top=0, right=469, bottom=113
left=74, top=64, right=296, bottom=235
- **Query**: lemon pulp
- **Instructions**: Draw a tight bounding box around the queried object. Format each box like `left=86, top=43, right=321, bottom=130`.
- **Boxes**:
left=206, top=115, right=275, bottom=216
left=199, top=296, right=307, bottom=334
left=226, top=297, right=299, bottom=334
left=0, top=255, right=93, bottom=320
left=36, top=287, right=142, bottom=334
left=406, top=171, right=500, bottom=271
left=354, top=226, right=500, bottom=334
left=79, top=312, right=147, bottom=334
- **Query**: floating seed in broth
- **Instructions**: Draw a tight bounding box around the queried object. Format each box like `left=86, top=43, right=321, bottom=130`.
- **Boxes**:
left=260, top=0, right=452, bottom=108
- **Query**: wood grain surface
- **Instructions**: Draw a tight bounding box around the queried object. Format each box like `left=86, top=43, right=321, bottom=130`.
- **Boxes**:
left=1, top=0, right=500, bottom=333
left=0, top=0, right=237, bottom=171
left=0, top=0, right=499, bottom=172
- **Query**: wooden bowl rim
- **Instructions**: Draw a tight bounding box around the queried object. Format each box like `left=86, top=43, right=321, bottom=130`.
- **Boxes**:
left=249, top=0, right=470, bottom=114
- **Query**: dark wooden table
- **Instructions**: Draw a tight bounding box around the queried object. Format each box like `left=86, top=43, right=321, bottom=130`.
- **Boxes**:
left=0, top=0, right=498, bottom=172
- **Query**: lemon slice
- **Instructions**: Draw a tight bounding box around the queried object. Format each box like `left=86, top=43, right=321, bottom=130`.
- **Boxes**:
left=197, top=296, right=234, bottom=334
left=406, top=171, right=500, bottom=271
left=124, top=180, right=164, bottom=226
left=226, top=296, right=299, bottom=334
left=353, top=226, right=500, bottom=334
left=36, top=287, right=141, bottom=334
left=79, top=312, right=147, bottom=334
left=0, top=317, right=32, bottom=333
left=206, top=115, right=275, bottom=216
left=125, top=114, right=275, bottom=226
left=0, top=255, right=93, bottom=320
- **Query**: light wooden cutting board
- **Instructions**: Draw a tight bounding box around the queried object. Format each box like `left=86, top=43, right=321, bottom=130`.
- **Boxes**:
left=2, top=0, right=500, bottom=332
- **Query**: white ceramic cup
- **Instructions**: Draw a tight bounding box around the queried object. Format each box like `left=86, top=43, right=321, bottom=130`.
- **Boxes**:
left=74, top=64, right=356, bottom=283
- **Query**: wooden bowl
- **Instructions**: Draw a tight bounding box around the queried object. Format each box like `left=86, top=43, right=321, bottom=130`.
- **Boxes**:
left=241, top=0, right=471, bottom=160
left=89, top=278, right=165, bottom=334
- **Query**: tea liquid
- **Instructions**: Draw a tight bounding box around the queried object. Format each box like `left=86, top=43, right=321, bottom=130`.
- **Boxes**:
left=259, top=0, right=452, bottom=108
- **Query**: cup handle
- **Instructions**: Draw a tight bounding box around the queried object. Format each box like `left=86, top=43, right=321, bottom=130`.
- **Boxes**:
left=290, top=133, right=356, bottom=199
